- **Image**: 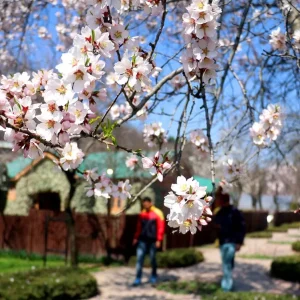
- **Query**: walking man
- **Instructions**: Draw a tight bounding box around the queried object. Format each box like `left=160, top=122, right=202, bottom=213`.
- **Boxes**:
left=214, top=186, right=246, bottom=292
left=132, top=197, right=165, bottom=286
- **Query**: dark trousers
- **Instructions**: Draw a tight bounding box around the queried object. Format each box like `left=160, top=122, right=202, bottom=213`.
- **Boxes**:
left=135, top=240, right=157, bottom=279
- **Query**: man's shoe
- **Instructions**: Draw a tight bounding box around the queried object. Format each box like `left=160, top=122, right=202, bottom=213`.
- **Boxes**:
left=132, top=278, right=141, bottom=287
left=150, top=276, right=157, bottom=285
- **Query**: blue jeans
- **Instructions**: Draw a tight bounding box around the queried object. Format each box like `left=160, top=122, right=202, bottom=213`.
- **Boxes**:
left=135, top=241, right=157, bottom=280
left=220, top=243, right=235, bottom=291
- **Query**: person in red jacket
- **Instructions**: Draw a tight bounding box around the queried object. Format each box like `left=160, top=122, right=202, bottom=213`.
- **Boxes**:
left=132, top=196, right=165, bottom=286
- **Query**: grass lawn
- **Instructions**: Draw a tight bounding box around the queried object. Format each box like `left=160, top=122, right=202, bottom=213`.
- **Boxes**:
left=268, top=241, right=294, bottom=245
left=237, top=254, right=274, bottom=260
left=0, top=250, right=122, bottom=274
left=157, top=280, right=300, bottom=299
left=0, top=256, right=64, bottom=274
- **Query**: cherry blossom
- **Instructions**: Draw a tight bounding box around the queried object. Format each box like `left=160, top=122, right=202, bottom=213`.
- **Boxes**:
left=293, top=30, right=300, bottom=49
left=181, top=0, right=221, bottom=84
left=250, top=104, right=282, bottom=147
left=126, top=155, right=139, bottom=170
left=190, top=129, right=209, bottom=152
left=223, top=158, right=242, bottom=182
left=164, top=175, right=212, bottom=234
left=143, top=122, right=167, bottom=147
left=60, top=142, right=85, bottom=171
left=84, top=171, right=132, bottom=201
left=269, top=27, right=287, bottom=51
left=114, top=51, right=152, bottom=92
left=110, top=24, right=129, bottom=45
left=142, top=151, right=171, bottom=182
left=112, top=179, right=132, bottom=200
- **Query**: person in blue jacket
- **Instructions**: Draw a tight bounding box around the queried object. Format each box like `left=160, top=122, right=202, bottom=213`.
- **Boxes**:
left=214, top=186, right=246, bottom=292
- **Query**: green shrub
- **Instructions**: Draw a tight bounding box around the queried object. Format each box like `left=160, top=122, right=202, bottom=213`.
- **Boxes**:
left=283, top=222, right=300, bottom=229
left=0, top=267, right=98, bottom=300
left=247, top=231, right=272, bottom=238
left=267, top=226, right=288, bottom=233
left=129, top=248, right=204, bottom=268
left=157, top=280, right=219, bottom=295
left=203, top=292, right=300, bottom=300
left=292, top=241, right=300, bottom=252
left=157, top=280, right=299, bottom=299
left=271, top=255, right=300, bottom=282
left=267, top=222, right=300, bottom=233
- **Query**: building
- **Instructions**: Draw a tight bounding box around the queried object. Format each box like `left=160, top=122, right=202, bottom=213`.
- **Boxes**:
left=1, top=151, right=219, bottom=216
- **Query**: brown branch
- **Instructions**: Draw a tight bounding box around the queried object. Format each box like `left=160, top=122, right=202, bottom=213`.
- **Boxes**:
left=117, top=67, right=183, bottom=125
left=5, top=122, right=60, bottom=148
left=211, top=0, right=252, bottom=124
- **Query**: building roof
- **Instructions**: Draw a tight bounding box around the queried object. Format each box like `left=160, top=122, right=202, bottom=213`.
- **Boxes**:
left=6, top=157, right=33, bottom=179
left=77, top=151, right=151, bottom=179
left=5, top=151, right=152, bottom=181
left=5, top=152, right=217, bottom=191
left=194, top=175, right=220, bottom=193
left=6, top=153, right=58, bottom=181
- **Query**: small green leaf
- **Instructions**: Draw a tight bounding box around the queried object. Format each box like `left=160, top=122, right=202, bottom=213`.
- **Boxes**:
left=14, top=97, right=22, bottom=110
left=91, top=30, right=95, bottom=43
left=163, top=151, right=169, bottom=159
left=89, top=116, right=101, bottom=124
left=85, top=57, right=90, bottom=67
left=111, top=136, right=117, bottom=145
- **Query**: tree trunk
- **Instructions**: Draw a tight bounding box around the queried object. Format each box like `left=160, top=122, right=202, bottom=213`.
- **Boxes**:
left=251, top=195, right=257, bottom=210
left=106, top=198, right=112, bottom=260
left=257, top=196, right=263, bottom=210
left=273, top=183, right=280, bottom=211
left=65, top=171, right=78, bottom=267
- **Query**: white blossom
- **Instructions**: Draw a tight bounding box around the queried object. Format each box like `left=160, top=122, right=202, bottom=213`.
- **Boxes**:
left=60, top=142, right=84, bottom=170
left=165, top=175, right=211, bottom=234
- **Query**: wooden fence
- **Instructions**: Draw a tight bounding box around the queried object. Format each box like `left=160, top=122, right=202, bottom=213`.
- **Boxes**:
left=273, top=211, right=300, bottom=226
left=0, top=209, right=269, bottom=258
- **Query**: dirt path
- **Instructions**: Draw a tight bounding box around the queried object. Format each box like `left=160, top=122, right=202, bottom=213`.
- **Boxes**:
left=90, top=228, right=300, bottom=299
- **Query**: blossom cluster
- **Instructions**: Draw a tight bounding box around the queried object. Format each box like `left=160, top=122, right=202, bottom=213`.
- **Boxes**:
left=250, top=104, right=283, bottom=147
left=223, top=158, right=243, bottom=182
left=84, top=169, right=132, bottom=201
left=164, top=176, right=212, bottom=234
left=181, top=0, right=221, bottom=84
left=142, top=151, right=171, bottom=182
left=126, top=155, right=139, bottom=170
left=0, top=0, right=160, bottom=171
left=293, top=30, right=300, bottom=50
left=269, top=27, right=287, bottom=52
left=143, top=122, right=167, bottom=147
left=218, top=179, right=233, bottom=194
left=269, top=27, right=300, bottom=52
left=190, top=129, right=209, bottom=152
left=0, top=68, right=99, bottom=164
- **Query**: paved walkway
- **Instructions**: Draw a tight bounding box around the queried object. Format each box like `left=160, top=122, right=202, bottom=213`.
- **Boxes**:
left=89, top=228, right=300, bottom=299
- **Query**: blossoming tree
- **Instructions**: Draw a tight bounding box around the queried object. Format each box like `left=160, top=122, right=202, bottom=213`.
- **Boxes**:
left=0, top=0, right=299, bottom=264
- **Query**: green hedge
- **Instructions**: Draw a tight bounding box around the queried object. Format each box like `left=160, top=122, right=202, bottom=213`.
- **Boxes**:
left=0, top=267, right=98, bottom=300
left=268, top=222, right=300, bottom=233
left=267, top=226, right=288, bottom=233
left=247, top=231, right=273, bottom=238
left=271, top=255, right=300, bottom=282
left=292, top=241, right=300, bottom=252
left=157, top=280, right=299, bottom=299
left=157, top=280, right=219, bottom=295
left=129, top=248, right=204, bottom=268
left=203, top=292, right=300, bottom=300
left=281, top=222, right=300, bottom=229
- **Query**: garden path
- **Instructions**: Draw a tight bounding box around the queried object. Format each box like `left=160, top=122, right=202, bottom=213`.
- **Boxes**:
left=89, top=228, right=300, bottom=299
